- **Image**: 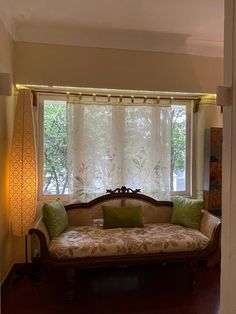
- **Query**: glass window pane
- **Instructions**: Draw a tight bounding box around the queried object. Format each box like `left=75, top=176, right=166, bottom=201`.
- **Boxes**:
left=43, top=100, right=68, bottom=195
left=171, top=105, right=186, bottom=192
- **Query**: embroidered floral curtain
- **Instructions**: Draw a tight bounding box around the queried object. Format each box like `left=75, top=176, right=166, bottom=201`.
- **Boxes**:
left=67, top=96, right=171, bottom=202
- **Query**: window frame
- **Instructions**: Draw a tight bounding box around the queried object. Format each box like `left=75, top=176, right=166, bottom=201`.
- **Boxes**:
left=170, top=100, right=193, bottom=197
left=37, top=93, right=69, bottom=202
left=37, top=93, right=193, bottom=201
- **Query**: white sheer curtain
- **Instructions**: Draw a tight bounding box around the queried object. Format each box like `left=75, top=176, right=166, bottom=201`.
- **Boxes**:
left=67, top=96, right=171, bottom=202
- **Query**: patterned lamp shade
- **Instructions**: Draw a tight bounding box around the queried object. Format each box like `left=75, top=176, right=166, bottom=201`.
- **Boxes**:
left=10, top=89, right=37, bottom=236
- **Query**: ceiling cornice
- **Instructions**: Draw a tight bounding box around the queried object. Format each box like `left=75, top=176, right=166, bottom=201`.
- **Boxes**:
left=0, top=0, right=224, bottom=57
left=0, top=7, right=15, bottom=39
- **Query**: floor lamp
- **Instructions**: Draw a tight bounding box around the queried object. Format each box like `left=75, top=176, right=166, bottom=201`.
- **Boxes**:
left=9, top=88, right=37, bottom=278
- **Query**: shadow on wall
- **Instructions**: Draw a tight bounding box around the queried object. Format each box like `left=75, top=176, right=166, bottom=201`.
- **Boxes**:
left=0, top=95, right=13, bottom=283
left=14, top=25, right=223, bottom=93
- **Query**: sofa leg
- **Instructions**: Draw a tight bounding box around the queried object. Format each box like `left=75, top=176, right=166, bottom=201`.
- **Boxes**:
left=65, top=268, right=76, bottom=301
left=189, top=261, right=198, bottom=291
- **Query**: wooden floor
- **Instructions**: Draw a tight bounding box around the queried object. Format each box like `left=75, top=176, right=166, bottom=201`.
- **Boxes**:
left=2, top=263, right=220, bottom=314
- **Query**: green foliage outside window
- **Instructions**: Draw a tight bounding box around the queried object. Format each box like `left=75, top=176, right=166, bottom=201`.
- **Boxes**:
left=171, top=106, right=186, bottom=191
left=43, top=101, right=68, bottom=194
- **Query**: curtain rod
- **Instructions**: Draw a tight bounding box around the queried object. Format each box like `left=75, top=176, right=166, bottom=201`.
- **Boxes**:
left=16, top=87, right=201, bottom=111
left=28, top=88, right=200, bottom=102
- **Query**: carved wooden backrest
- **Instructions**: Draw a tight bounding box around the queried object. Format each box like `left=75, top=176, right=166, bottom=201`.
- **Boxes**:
left=65, top=187, right=173, bottom=226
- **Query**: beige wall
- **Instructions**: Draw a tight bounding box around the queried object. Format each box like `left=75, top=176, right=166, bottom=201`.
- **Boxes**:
left=0, top=25, right=224, bottom=283
left=0, top=19, right=15, bottom=283
left=193, top=97, right=223, bottom=198
left=14, top=41, right=223, bottom=199
left=15, top=42, right=223, bottom=94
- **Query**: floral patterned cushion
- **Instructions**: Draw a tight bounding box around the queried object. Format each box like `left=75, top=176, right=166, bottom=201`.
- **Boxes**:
left=48, top=223, right=210, bottom=260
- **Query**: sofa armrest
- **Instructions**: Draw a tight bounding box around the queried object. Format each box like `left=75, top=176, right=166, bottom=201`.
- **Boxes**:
left=29, top=217, right=51, bottom=261
left=200, top=210, right=221, bottom=243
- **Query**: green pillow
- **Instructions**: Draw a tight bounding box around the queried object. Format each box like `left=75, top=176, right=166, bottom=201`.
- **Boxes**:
left=102, top=205, right=144, bottom=229
left=171, top=196, right=203, bottom=230
left=42, top=200, right=69, bottom=238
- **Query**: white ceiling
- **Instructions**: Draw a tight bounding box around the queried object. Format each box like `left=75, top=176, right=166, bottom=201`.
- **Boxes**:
left=0, top=0, right=224, bottom=57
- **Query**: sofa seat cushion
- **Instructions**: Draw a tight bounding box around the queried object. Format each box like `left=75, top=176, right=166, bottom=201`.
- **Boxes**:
left=48, top=223, right=210, bottom=260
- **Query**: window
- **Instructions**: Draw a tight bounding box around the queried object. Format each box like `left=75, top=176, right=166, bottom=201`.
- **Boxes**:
left=38, top=93, right=192, bottom=201
left=38, top=95, right=68, bottom=198
left=171, top=103, right=192, bottom=195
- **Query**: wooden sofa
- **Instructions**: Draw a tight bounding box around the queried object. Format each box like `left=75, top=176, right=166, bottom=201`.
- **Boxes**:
left=29, top=187, right=221, bottom=297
